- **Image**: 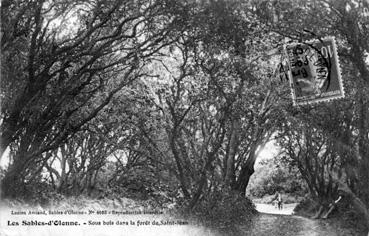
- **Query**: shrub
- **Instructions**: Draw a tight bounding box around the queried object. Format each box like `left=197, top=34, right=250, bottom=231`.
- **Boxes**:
left=182, top=190, right=257, bottom=229
left=9, top=181, right=65, bottom=207
left=293, top=197, right=319, bottom=217
left=294, top=196, right=368, bottom=235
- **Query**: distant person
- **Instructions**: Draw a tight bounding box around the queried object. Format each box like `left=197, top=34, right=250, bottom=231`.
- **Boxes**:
left=277, top=192, right=283, bottom=210
left=270, top=191, right=283, bottom=210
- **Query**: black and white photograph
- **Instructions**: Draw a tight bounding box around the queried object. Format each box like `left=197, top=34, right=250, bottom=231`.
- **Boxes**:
left=0, top=0, right=369, bottom=235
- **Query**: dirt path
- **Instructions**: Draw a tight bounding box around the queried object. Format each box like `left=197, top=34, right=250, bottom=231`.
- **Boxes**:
left=237, top=213, right=360, bottom=236
left=235, top=203, right=361, bottom=236
left=255, top=203, right=297, bottom=215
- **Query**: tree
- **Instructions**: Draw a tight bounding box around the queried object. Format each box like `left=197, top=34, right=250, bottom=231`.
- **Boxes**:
left=254, top=0, right=369, bottom=228
left=247, top=157, right=307, bottom=198
left=0, top=0, right=187, bottom=198
left=277, top=111, right=341, bottom=208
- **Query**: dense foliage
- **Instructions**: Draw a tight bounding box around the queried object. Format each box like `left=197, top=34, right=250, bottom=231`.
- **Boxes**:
left=247, top=158, right=307, bottom=199
left=1, top=0, right=368, bottom=231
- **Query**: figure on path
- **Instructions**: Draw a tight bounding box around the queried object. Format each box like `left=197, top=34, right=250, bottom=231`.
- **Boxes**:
left=270, top=191, right=283, bottom=210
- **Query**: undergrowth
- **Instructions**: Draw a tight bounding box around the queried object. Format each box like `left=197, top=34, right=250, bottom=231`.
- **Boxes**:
left=294, top=197, right=367, bottom=235
left=176, top=190, right=257, bottom=231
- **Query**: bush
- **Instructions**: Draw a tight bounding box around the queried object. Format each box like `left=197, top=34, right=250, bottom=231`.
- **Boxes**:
left=330, top=197, right=368, bottom=234
left=181, top=190, right=257, bottom=229
left=294, top=197, right=367, bottom=235
left=293, top=197, right=319, bottom=217
left=13, top=181, right=65, bottom=207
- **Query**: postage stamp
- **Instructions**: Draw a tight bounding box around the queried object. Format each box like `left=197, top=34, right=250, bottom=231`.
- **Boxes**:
left=284, top=37, right=344, bottom=106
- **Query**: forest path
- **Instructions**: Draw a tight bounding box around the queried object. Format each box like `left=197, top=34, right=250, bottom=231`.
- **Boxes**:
left=255, top=203, right=297, bottom=215
left=236, top=203, right=356, bottom=236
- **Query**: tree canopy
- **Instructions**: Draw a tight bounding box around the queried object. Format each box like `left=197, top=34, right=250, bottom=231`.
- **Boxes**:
left=1, top=0, right=368, bottom=231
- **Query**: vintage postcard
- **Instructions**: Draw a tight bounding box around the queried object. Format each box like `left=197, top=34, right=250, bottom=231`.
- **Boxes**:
left=1, top=1, right=368, bottom=236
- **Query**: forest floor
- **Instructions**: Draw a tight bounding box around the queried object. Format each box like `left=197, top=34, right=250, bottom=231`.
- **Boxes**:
left=236, top=203, right=365, bottom=236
